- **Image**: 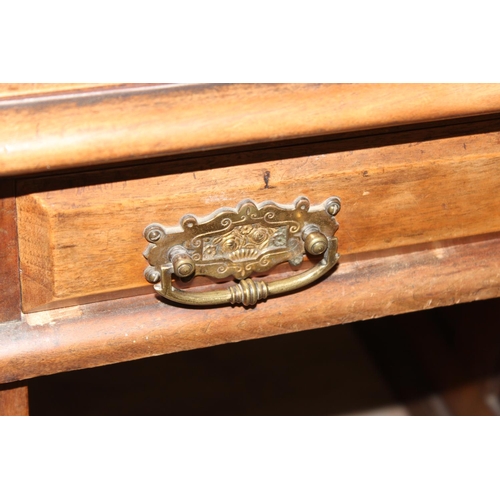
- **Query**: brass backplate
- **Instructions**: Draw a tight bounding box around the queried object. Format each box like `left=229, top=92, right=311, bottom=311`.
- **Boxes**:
left=143, top=196, right=340, bottom=285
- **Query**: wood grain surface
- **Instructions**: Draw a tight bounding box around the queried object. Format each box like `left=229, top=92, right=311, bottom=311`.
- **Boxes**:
left=3, top=84, right=500, bottom=176
left=17, top=120, right=500, bottom=311
left=0, top=383, right=29, bottom=416
left=0, top=83, right=136, bottom=100
left=0, top=181, right=21, bottom=321
left=2, top=232, right=500, bottom=384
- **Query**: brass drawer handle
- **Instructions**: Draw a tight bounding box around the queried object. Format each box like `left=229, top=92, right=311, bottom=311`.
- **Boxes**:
left=143, top=196, right=340, bottom=306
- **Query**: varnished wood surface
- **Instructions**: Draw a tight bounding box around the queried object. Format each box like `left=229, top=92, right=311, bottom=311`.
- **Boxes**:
left=2, top=233, right=500, bottom=384
left=0, top=83, right=139, bottom=100
left=3, top=84, right=500, bottom=176
left=17, top=120, right=500, bottom=311
left=0, top=181, right=21, bottom=321
left=0, top=383, right=29, bottom=416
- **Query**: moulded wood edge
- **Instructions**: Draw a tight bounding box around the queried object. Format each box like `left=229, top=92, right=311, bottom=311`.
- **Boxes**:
left=3, top=83, right=500, bottom=176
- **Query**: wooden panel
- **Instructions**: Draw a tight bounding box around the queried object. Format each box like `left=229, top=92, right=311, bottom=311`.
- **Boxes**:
left=0, top=180, right=21, bottom=322
left=17, top=122, right=500, bottom=311
left=0, top=383, right=29, bottom=416
left=2, top=233, right=500, bottom=384
left=4, top=84, right=500, bottom=176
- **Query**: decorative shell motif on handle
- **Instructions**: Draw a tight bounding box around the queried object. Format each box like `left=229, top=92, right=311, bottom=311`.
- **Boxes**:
left=143, top=196, right=341, bottom=285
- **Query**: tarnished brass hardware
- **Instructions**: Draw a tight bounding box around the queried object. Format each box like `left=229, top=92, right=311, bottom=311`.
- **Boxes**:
left=143, top=196, right=341, bottom=306
left=168, top=246, right=195, bottom=278
left=302, top=224, right=329, bottom=255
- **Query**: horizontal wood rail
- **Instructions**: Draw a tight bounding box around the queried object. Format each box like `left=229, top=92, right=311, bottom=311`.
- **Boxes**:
left=1, top=232, right=500, bottom=383
left=3, top=84, right=500, bottom=176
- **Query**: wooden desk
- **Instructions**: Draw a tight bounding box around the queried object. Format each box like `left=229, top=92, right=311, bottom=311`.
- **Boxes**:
left=2, top=83, right=500, bottom=415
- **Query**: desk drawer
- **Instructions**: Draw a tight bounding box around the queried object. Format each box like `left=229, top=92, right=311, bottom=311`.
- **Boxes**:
left=17, top=120, right=500, bottom=312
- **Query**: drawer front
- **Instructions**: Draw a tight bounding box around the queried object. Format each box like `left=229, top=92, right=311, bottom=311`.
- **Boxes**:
left=17, top=121, right=500, bottom=312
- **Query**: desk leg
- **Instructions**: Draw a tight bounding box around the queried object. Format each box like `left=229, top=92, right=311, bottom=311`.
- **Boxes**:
left=0, top=383, right=29, bottom=416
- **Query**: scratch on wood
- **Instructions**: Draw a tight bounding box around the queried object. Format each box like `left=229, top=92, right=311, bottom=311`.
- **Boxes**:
left=264, top=170, right=271, bottom=189
left=24, top=305, right=83, bottom=326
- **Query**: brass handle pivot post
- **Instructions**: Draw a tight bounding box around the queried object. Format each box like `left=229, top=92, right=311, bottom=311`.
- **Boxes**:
left=143, top=196, right=341, bottom=306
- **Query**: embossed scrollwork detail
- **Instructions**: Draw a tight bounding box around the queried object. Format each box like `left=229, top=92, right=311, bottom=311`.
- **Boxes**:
left=143, top=196, right=341, bottom=306
left=143, top=224, right=165, bottom=243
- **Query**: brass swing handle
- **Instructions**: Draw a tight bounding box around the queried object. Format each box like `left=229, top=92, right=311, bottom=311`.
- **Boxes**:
left=143, top=196, right=341, bottom=307
left=155, top=237, right=338, bottom=306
